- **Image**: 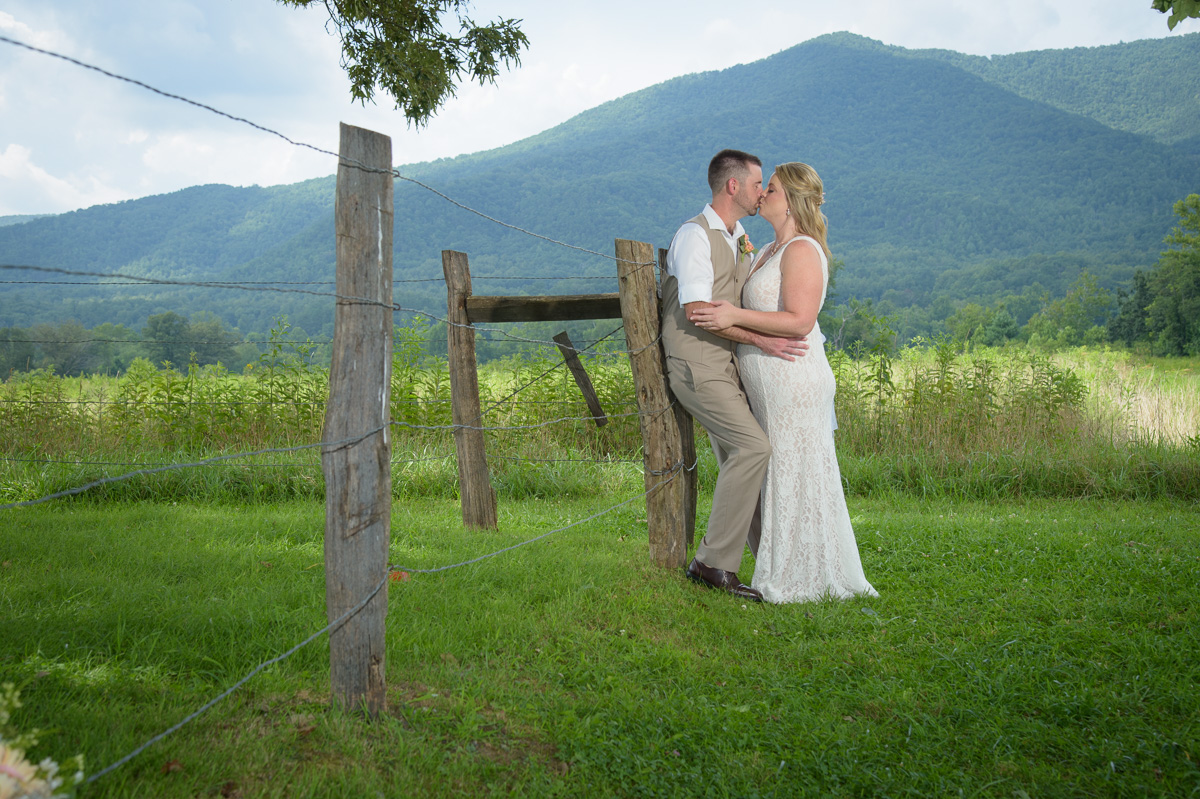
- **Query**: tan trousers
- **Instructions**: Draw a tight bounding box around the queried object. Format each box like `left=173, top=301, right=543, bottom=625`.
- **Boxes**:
left=666, top=355, right=770, bottom=574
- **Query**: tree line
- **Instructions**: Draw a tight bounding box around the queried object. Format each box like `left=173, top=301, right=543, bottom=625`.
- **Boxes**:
left=4, top=194, right=1197, bottom=378
left=0, top=312, right=284, bottom=377
left=828, top=194, right=1200, bottom=357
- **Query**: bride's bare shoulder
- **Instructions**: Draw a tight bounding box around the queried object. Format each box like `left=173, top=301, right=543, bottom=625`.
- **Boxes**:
left=779, top=237, right=822, bottom=271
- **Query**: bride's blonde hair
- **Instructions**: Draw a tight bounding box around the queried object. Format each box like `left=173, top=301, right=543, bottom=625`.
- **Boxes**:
left=775, top=162, right=831, bottom=263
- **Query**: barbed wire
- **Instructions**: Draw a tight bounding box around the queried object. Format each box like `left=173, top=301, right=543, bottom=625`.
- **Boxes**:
left=1, top=276, right=620, bottom=285
left=490, top=454, right=643, bottom=465
left=0, top=274, right=614, bottom=286
left=80, top=464, right=680, bottom=785
left=0, top=452, right=463, bottom=468
left=478, top=324, right=625, bottom=418
left=2, top=263, right=644, bottom=356
left=0, top=30, right=690, bottom=791
left=393, top=302, right=646, bottom=355
left=388, top=173, right=655, bottom=270
left=0, top=34, right=656, bottom=273
left=0, top=451, right=654, bottom=470
left=0, top=399, right=331, bottom=407
left=391, top=465, right=681, bottom=574
left=0, top=338, right=306, bottom=346
left=82, top=569, right=392, bottom=785
left=0, top=397, right=636, bottom=409
left=0, top=280, right=339, bottom=286
left=472, top=275, right=615, bottom=281
left=390, top=402, right=670, bottom=434
left=0, top=332, right=621, bottom=349
left=0, top=33, right=339, bottom=160
left=0, top=263, right=378, bottom=304
left=1, top=337, right=449, bottom=349
left=0, top=394, right=665, bottom=508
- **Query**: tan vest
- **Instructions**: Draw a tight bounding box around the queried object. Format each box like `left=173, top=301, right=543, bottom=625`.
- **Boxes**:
left=662, top=213, right=752, bottom=367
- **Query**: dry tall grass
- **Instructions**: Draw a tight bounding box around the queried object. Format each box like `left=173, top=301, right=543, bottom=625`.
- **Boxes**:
left=1, top=338, right=1196, bottom=502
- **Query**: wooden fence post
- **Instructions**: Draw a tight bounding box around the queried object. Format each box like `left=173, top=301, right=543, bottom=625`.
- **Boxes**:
left=616, top=239, right=687, bottom=567
left=553, top=331, right=608, bottom=427
left=443, top=250, right=498, bottom=530
left=322, top=123, right=392, bottom=716
left=658, top=248, right=697, bottom=547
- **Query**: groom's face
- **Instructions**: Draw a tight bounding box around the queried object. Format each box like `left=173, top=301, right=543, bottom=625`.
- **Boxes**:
left=733, top=164, right=764, bottom=217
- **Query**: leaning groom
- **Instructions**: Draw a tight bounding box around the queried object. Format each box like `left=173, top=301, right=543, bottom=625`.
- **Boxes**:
left=662, top=149, right=807, bottom=602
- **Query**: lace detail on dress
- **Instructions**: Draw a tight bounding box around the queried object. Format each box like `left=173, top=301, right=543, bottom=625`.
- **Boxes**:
left=739, top=237, right=877, bottom=603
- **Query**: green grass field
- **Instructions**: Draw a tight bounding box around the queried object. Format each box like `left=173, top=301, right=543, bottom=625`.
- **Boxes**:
left=3, top=488, right=1197, bottom=798
left=2, top=342, right=1197, bottom=796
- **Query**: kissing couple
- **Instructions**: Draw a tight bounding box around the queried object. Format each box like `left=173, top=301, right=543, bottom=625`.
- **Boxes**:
left=662, top=149, right=877, bottom=604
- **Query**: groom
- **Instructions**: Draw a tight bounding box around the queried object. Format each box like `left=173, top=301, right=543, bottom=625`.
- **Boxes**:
left=662, top=149, right=807, bottom=602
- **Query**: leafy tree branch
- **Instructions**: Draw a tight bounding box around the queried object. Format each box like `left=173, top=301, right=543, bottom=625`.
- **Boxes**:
left=278, top=0, right=528, bottom=125
left=1151, top=0, right=1200, bottom=30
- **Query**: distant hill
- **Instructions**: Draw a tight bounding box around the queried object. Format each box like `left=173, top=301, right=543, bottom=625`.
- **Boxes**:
left=0, top=214, right=50, bottom=228
left=1, top=32, right=1197, bottom=337
left=886, top=32, right=1200, bottom=147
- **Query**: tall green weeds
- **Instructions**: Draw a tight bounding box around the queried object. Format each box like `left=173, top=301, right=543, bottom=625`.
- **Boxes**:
left=0, top=322, right=643, bottom=505
left=831, top=337, right=1198, bottom=499
left=1, top=322, right=1196, bottom=505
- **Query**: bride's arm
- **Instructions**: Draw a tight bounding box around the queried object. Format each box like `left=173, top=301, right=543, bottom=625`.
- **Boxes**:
left=682, top=301, right=808, bottom=360
left=690, top=243, right=823, bottom=338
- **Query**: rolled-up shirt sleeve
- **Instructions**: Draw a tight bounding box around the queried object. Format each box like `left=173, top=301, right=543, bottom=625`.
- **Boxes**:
left=665, top=223, right=714, bottom=307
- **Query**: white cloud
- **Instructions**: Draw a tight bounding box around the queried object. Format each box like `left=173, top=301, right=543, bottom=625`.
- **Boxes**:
left=0, top=9, right=57, bottom=48
left=140, top=133, right=216, bottom=174
left=0, top=0, right=1196, bottom=215
left=0, top=143, right=123, bottom=215
left=702, top=18, right=738, bottom=42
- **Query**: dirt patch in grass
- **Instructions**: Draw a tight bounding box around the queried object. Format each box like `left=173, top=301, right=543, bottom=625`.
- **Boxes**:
left=387, top=680, right=570, bottom=775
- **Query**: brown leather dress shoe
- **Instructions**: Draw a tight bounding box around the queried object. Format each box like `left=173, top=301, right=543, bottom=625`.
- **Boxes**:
left=685, top=558, right=763, bottom=602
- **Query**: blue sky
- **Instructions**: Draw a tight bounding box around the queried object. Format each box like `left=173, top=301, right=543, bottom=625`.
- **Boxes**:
left=1, top=0, right=1196, bottom=216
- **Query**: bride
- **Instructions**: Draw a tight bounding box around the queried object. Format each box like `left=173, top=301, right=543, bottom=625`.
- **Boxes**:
left=691, top=162, right=877, bottom=604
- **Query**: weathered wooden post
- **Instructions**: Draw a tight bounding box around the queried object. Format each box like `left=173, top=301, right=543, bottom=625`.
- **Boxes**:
left=658, top=248, right=697, bottom=546
left=443, top=250, right=498, bottom=529
left=322, top=123, right=392, bottom=716
left=616, top=239, right=688, bottom=567
left=553, top=331, right=608, bottom=427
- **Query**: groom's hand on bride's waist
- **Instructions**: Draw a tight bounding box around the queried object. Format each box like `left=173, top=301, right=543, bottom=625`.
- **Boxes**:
left=755, top=334, right=808, bottom=361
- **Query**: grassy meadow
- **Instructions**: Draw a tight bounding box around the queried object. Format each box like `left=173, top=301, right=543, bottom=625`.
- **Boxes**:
left=1, top=338, right=1198, bottom=797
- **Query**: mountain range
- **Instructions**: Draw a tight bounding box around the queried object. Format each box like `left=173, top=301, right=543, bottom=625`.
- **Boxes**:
left=1, top=31, right=1197, bottom=339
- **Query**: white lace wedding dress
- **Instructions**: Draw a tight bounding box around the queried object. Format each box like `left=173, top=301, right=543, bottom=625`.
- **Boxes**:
left=738, top=236, right=877, bottom=604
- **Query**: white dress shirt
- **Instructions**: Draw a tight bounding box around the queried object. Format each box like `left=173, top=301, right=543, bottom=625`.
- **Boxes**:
left=665, top=204, right=745, bottom=307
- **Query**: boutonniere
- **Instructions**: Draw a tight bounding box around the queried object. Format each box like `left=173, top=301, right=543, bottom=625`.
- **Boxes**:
left=737, top=234, right=755, bottom=257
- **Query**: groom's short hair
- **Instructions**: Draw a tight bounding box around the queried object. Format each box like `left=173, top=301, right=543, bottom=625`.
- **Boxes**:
left=708, top=149, right=762, bottom=194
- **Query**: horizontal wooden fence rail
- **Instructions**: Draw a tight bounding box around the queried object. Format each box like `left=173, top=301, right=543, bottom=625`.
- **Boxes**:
left=465, top=293, right=621, bottom=323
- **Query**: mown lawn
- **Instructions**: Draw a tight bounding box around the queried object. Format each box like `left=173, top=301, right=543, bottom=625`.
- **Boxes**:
left=1, top=492, right=1197, bottom=797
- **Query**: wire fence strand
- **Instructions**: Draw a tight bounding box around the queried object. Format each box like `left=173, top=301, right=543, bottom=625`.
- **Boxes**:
left=81, top=466, right=680, bottom=785
left=0, top=32, right=693, bottom=793
left=2, top=263, right=648, bottom=355
left=0, top=34, right=656, bottom=273
left=0, top=425, right=386, bottom=510
left=82, top=570, right=391, bottom=785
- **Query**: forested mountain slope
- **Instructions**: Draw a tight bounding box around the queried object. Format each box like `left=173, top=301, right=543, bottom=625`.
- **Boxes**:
left=883, top=31, right=1200, bottom=149
left=1, top=33, right=1196, bottom=336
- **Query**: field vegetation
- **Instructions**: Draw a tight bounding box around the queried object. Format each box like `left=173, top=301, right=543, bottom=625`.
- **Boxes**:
left=2, top=328, right=1195, bottom=506
left=1, top=332, right=1198, bottom=797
